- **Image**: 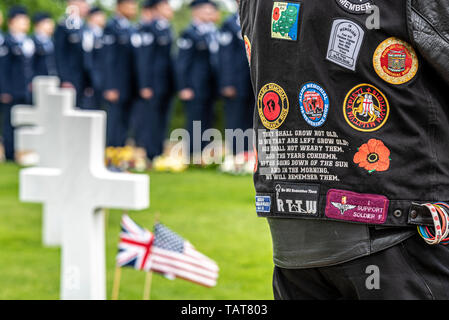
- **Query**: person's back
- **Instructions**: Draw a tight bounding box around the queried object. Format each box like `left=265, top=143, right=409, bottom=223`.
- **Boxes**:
left=240, top=0, right=449, bottom=299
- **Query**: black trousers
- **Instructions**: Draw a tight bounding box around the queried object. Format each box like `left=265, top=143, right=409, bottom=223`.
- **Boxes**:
left=273, top=235, right=449, bottom=300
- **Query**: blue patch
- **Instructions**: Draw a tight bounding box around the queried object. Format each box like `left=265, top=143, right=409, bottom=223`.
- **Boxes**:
left=299, top=82, right=330, bottom=127
left=256, top=196, right=271, bottom=213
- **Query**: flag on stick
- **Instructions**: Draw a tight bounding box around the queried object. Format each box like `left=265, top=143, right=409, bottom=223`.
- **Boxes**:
left=116, top=215, right=219, bottom=288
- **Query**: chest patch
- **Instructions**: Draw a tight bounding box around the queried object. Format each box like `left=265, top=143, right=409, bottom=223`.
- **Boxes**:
left=373, top=37, right=419, bottom=85
left=325, top=189, right=389, bottom=224
left=299, top=82, right=330, bottom=128
left=326, top=19, right=365, bottom=71
left=257, top=83, right=290, bottom=130
left=271, top=2, right=300, bottom=41
left=275, top=183, right=319, bottom=216
left=335, top=0, right=374, bottom=14
left=343, top=84, right=389, bottom=132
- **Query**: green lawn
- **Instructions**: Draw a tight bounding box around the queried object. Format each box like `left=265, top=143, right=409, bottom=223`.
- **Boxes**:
left=0, top=163, right=274, bottom=300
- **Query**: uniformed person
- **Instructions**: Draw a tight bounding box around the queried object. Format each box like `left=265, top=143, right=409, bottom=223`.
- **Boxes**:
left=136, top=0, right=175, bottom=161
left=0, top=10, right=7, bottom=161
left=84, top=7, right=107, bottom=110
left=176, top=0, right=220, bottom=156
left=32, top=12, right=57, bottom=77
left=240, top=0, right=449, bottom=299
left=103, top=0, right=141, bottom=147
left=219, top=4, right=254, bottom=155
left=1, top=6, right=35, bottom=161
left=54, top=0, right=92, bottom=108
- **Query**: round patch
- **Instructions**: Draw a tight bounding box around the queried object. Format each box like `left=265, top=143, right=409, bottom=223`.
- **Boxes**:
left=299, top=82, right=330, bottom=127
left=335, top=0, right=374, bottom=14
left=258, top=83, right=289, bottom=130
left=244, top=35, right=251, bottom=65
left=373, top=37, right=419, bottom=85
left=343, top=84, right=389, bottom=132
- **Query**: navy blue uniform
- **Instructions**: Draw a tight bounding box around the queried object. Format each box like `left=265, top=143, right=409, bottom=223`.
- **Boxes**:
left=0, top=32, right=7, bottom=160
left=1, top=34, right=35, bottom=160
left=219, top=13, right=254, bottom=154
left=84, top=26, right=107, bottom=110
left=176, top=22, right=219, bottom=153
left=32, top=33, right=57, bottom=76
left=54, top=17, right=92, bottom=108
left=136, top=18, right=175, bottom=159
left=103, top=16, right=141, bottom=147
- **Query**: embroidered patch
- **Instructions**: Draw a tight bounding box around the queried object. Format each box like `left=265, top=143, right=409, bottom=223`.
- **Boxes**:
left=271, top=2, right=300, bottom=41
left=326, top=19, right=365, bottom=71
left=256, top=196, right=271, bottom=213
left=299, top=82, right=330, bottom=127
left=335, top=0, right=374, bottom=14
left=325, top=189, right=389, bottom=224
left=257, top=83, right=289, bottom=130
left=275, top=183, right=319, bottom=216
left=353, top=139, right=391, bottom=173
left=343, top=84, right=389, bottom=132
left=244, top=35, right=251, bottom=65
left=373, top=37, right=419, bottom=85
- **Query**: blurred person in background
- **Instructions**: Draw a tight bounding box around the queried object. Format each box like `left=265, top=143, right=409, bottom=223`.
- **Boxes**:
left=32, top=12, right=57, bottom=77
left=1, top=6, right=35, bottom=161
left=176, top=0, right=219, bottom=159
left=54, top=0, right=92, bottom=108
left=0, top=10, right=6, bottom=160
left=218, top=0, right=253, bottom=158
left=136, top=0, right=175, bottom=164
left=103, top=0, right=141, bottom=147
left=84, top=6, right=108, bottom=110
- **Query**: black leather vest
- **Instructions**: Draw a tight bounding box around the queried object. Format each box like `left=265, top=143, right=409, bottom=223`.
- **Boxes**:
left=240, top=0, right=449, bottom=227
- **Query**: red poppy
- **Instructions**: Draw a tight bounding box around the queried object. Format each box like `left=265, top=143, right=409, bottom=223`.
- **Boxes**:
left=353, top=139, right=391, bottom=173
left=273, top=7, right=280, bottom=21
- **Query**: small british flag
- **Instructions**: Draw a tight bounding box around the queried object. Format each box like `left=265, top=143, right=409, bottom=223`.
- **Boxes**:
left=116, top=215, right=219, bottom=287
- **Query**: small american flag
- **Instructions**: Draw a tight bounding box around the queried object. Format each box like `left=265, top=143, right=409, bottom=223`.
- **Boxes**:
left=116, top=216, right=219, bottom=288
left=149, top=223, right=219, bottom=288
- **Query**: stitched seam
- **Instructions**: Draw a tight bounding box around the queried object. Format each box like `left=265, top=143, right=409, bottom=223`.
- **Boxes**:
left=411, top=6, right=449, bottom=46
left=400, top=242, right=435, bottom=299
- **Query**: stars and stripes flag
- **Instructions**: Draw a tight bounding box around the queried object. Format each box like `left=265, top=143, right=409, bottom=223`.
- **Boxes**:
left=116, top=215, right=219, bottom=288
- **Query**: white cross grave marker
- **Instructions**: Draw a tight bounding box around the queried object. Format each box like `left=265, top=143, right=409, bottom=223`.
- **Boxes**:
left=18, top=85, right=149, bottom=300
left=12, top=76, right=73, bottom=246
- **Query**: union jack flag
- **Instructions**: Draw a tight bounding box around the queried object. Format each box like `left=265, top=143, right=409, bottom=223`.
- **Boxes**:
left=116, top=215, right=219, bottom=288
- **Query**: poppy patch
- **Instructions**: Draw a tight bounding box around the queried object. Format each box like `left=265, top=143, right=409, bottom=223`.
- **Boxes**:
left=353, top=139, right=391, bottom=173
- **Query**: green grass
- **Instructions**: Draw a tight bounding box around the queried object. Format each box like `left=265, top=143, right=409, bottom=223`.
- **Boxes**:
left=0, top=163, right=274, bottom=300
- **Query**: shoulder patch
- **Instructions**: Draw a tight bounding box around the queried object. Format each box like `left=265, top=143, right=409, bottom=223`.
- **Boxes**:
left=343, top=84, right=389, bottom=132
left=335, top=0, right=374, bottom=14
left=326, top=19, right=365, bottom=71
left=131, top=33, right=142, bottom=48
left=299, top=82, right=330, bottom=128
left=271, top=2, right=300, bottom=41
left=0, top=46, right=8, bottom=57
left=177, top=37, right=193, bottom=50
left=22, top=38, right=35, bottom=57
left=141, top=32, right=154, bottom=46
left=373, top=37, right=419, bottom=85
left=219, top=31, right=233, bottom=46
left=257, top=83, right=289, bottom=130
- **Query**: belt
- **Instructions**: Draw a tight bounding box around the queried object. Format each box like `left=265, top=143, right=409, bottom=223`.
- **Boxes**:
left=256, top=190, right=435, bottom=227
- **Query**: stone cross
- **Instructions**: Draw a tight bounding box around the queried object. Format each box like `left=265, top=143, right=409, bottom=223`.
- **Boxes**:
left=18, top=85, right=149, bottom=300
left=12, top=77, right=73, bottom=246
